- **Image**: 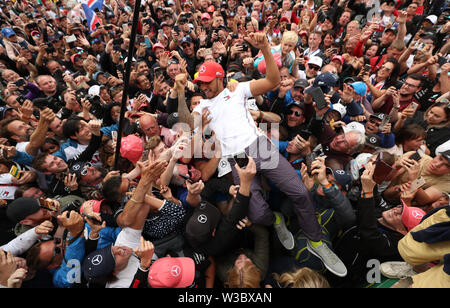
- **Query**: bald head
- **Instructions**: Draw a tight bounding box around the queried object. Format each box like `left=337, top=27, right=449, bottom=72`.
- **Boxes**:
left=139, top=114, right=160, bottom=137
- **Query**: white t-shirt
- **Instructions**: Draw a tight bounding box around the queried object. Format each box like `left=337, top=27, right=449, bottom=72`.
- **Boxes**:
left=193, top=82, right=262, bottom=156
left=106, top=227, right=157, bottom=288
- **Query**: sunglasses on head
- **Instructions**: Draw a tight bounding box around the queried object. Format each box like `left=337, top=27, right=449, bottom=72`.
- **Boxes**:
left=287, top=110, right=303, bottom=117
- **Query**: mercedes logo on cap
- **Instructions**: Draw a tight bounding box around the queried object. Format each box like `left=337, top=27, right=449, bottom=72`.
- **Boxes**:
left=171, top=265, right=181, bottom=277
left=198, top=214, right=208, bottom=224
left=91, top=254, right=103, bottom=266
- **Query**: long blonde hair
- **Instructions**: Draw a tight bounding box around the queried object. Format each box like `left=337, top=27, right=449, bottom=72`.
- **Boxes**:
left=273, top=267, right=330, bottom=288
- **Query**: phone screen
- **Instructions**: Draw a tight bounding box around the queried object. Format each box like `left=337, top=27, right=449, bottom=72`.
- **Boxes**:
left=373, top=156, right=394, bottom=184
left=310, top=87, right=327, bottom=110
left=409, top=151, right=421, bottom=161
left=233, top=153, right=249, bottom=169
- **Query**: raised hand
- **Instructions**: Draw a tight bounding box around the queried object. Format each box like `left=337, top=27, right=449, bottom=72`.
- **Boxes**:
left=244, top=32, right=269, bottom=50
left=34, top=220, right=54, bottom=236
left=134, top=236, right=154, bottom=269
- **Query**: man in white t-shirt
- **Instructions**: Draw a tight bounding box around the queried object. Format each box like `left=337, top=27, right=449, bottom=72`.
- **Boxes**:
left=101, top=160, right=167, bottom=288
left=186, top=33, right=347, bottom=277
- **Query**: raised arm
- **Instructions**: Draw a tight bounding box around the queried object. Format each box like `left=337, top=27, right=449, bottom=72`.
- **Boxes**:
left=247, top=33, right=281, bottom=97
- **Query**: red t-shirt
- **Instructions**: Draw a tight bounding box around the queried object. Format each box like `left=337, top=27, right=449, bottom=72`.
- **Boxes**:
left=370, top=54, right=387, bottom=72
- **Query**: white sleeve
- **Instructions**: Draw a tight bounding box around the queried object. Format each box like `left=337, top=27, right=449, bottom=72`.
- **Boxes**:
left=0, top=227, right=40, bottom=256
left=238, top=81, right=253, bottom=100
left=192, top=101, right=205, bottom=115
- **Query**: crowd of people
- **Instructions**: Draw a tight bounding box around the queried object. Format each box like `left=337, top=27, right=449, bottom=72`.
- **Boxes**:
left=0, top=0, right=449, bottom=289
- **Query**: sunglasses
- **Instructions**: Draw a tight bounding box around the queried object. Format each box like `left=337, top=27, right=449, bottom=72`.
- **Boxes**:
left=80, top=162, right=92, bottom=176
left=42, top=237, right=62, bottom=266
left=308, top=65, right=320, bottom=71
left=287, top=110, right=303, bottom=117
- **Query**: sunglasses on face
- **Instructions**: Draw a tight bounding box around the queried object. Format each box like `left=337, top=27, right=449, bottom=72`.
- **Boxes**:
left=80, top=162, right=92, bottom=176
left=42, top=237, right=62, bottom=265
left=287, top=110, right=303, bottom=117
left=308, top=65, right=320, bottom=71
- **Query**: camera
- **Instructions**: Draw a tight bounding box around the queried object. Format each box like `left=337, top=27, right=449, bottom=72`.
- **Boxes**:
left=113, top=37, right=124, bottom=45
left=75, top=89, right=104, bottom=119
left=61, top=199, right=82, bottom=213
left=317, top=10, right=327, bottom=23
left=32, top=96, right=60, bottom=112
left=46, top=46, right=56, bottom=54
left=241, top=42, right=249, bottom=51
left=14, top=78, right=26, bottom=87
left=17, top=95, right=27, bottom=105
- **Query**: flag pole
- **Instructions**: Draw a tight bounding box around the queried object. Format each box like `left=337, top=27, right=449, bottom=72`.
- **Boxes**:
left=114, top=0, right=141, bottom=170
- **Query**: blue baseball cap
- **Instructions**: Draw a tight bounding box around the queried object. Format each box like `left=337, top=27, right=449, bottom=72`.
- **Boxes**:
left=349, top=81, right=367, bottom=97
left=181, top=36, right=193, bottom=45
left=326, top=168, right=353, bottom=191
left=1, top=27, right=16, bottom=38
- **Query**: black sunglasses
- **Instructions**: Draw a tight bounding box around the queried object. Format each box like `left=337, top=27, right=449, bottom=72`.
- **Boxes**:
left=287, top=110, right=303, bottom=117
left=308, top=65, right=320, bottom=71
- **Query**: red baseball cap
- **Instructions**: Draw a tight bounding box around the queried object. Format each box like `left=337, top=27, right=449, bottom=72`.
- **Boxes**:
left=331, top=55, right=344, bottom=65
left=120, top=134, right=144, bottom=164
left=280, top=16, right=290, bottom=23
left=152, top=42, right=165, bottom=51
left=201, top=12, right=211, bottom=20
left=193, top=62, right=225, bottom=83
left=148, top=257, right=195, bottom=288
left=401, top=200, right=425, bottom=231
left=80, top=200, right=103, bottom=214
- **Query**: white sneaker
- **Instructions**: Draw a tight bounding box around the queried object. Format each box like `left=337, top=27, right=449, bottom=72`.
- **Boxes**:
left=273, top=212, right=295, bottom=250
left=380, top=262, right=417, bottom=279
left=306, top=240, right=347, bottom=277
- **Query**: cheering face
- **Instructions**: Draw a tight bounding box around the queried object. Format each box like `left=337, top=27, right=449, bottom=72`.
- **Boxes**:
left=381, top=205, right=405, bottom=231
left=7, top=120, right=33, bottom=142
left=399, top=78, right=421, bottom=96
left=42, top=155, right=68, bottom=174
left=199, top=78, right=222, bottom=99
left=112, top=246, right=134, bottom=272
left=365, top=117, right=381, bottom=134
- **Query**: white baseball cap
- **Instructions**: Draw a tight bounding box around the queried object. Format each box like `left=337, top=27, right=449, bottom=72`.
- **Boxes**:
left=348, top=153, right=373, bottom=181
left=307, top=56, right=323, bottom=68
left=331, top=103, right=347, bottom=118
left=88, top=85, right=101, bottom=96
left=342, top=121, right=366, bottom=135
left=425, top=15, right=437, bottom=24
